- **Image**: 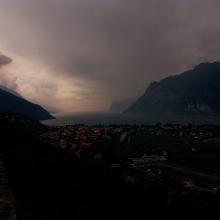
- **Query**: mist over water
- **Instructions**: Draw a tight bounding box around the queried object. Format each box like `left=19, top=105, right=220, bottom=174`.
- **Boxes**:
left=42, top=112, right=220, bottom=126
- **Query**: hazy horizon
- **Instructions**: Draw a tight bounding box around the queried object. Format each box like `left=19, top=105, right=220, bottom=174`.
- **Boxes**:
left=1, top=0, right=220, bottom=113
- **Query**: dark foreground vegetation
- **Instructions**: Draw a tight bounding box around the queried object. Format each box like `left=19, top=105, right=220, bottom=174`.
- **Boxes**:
left=1, top=112, right=220, bottom=219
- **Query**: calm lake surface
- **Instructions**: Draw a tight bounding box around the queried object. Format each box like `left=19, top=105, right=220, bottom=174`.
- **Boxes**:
left=42, top=112, right=220, bottom=126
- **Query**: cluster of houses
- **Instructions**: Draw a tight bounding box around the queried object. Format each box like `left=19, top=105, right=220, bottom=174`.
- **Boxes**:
left=41, top=125, right=112, bottom=151
left=40, top=123, right=220, bottom=154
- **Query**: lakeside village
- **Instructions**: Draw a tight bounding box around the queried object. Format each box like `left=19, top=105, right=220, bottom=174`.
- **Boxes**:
left=3, top=111, right=220, bottom=213
left=41, top=123, right=218, bottom=153
left=40, top=123, right=220, bottom=198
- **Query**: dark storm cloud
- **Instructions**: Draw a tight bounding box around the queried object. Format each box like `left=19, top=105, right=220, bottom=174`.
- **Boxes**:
left=0, top=54, right=12, bottom=67
left=1, top=0, right=220, bottom=101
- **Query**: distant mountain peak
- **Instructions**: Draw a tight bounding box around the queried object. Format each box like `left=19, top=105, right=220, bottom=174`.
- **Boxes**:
left=109, top=98, right=136, bottom=113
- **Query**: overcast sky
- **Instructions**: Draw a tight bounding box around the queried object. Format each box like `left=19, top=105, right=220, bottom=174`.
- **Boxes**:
left=1, top=0, right=220, bottom=112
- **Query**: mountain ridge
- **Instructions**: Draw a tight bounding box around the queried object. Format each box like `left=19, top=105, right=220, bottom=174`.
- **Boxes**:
left=0, top=88, right=54, bottom=120
left=125, top=62, right=220, bottom=115
left=0, top=85, right=22, bottom=98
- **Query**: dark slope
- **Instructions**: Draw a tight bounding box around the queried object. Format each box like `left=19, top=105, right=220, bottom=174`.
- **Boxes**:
left=0, top=88, right=54, bottom=120
left=0, top=85, right=22, bottom=97
left=126, top=62, right=220, bottom=115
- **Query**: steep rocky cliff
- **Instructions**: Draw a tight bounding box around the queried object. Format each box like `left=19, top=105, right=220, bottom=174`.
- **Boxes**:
left=126, top=62, right=220, bottom=115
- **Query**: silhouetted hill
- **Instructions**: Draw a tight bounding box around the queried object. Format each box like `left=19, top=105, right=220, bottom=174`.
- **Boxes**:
left=0, top=85, right=22, bottom=97
left=0, top=88, right=54, bottom=120
left=126, top=62, right=220, bottom=115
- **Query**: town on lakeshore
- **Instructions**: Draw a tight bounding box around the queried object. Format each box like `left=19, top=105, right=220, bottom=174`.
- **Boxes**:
left=2, top=112, right=220, bottom=219
left=41, top=122, right=220, bottom=202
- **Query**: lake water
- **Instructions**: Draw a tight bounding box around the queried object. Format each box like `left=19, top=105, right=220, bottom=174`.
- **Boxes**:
left=42, top=112, right=220, bottom=126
